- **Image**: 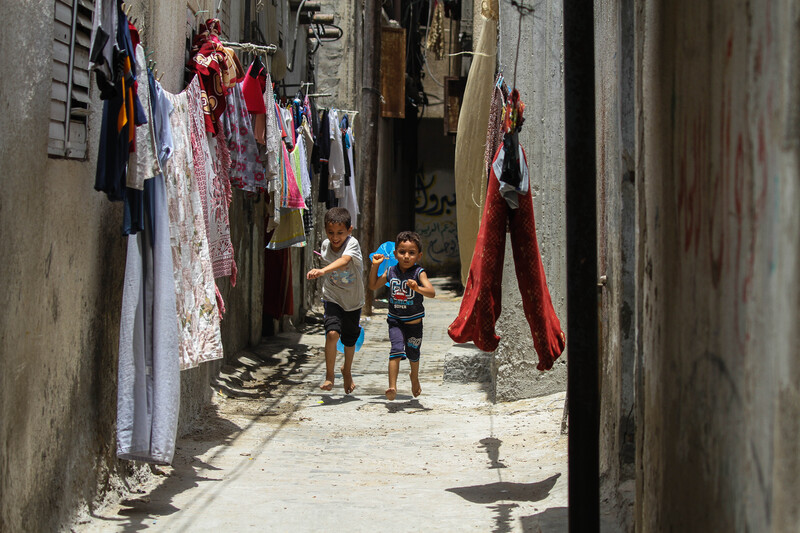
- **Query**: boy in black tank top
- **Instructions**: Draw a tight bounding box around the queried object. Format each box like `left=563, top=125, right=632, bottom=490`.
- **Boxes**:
left=368, top=231, right=436, bottom=400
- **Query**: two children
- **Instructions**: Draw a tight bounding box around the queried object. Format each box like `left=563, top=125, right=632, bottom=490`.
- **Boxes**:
left=306, top=208, right=434, bottom=400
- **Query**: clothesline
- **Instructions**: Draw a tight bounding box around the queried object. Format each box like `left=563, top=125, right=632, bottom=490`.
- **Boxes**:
left=316, top=106, right=360, bottom=116
left=221, top=40, right=277, bottom=55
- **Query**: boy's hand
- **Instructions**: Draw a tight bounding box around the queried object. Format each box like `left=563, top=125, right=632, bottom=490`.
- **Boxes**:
left=307, top=269, right=324, bottom=280
left=407, top=279, right=419, bottom=291
left=372, top=254, right=385, bottom=265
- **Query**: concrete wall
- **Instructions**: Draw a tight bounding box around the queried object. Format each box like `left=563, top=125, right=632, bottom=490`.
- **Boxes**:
left=494, top=0, right=568, bottom=401
left=415, top=119, right=459, bottom=277
left=595, top=0, right=636, bottom=528
left=634, top=0, right=800, bottom=529
left=312, top=0, right=359, bottom=111
left=0, top=1, right=269, bottom=530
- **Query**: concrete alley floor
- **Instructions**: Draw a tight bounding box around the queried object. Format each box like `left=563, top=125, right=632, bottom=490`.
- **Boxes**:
left=76, top=278, right=568, bottom=532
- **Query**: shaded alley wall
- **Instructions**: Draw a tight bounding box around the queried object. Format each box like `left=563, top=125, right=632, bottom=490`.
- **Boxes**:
left=635, top=0, right=800, bottom=530
left=595, top=0, right=636, bottom=527
left=0, top=1, right=269, bottom=530
left=416, top=119, right=459, bottom=277
left=493, top=0, right=568, bottom=401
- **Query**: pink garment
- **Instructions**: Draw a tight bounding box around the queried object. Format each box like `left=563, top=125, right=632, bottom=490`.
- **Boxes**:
left=281, top=141, right=306, bottom=209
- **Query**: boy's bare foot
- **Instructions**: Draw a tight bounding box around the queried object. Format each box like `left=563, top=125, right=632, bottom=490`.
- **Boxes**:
left=410, top=373, right=422, bottom=397
left=385, top=387, right=397, bottom=401
left=341, top=366, right=356, bottom=394
left=320, top=380, right=334, bottom=391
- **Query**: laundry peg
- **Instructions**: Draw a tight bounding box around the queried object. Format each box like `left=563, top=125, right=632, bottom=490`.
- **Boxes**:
left=157, top=72, right=164, bottom=82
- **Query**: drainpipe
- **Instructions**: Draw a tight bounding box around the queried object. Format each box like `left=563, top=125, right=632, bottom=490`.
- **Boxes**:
left=358, top=0, right=382, bottom=316
left=564, top=0, right=599, bottom=531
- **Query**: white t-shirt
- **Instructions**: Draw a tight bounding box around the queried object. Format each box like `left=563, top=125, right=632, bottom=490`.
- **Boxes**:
left=321, top=236, right=364, bottom=311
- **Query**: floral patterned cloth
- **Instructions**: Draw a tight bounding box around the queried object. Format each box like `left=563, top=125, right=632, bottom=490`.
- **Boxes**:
left=164, top=80, right=223, bottom=371
left=185, top=79, right=236, bottom=282
left=221, top=83, right=267, bottom=192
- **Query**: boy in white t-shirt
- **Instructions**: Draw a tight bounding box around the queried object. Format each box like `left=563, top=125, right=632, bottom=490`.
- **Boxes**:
left=306, top=207, right=364, bottom=394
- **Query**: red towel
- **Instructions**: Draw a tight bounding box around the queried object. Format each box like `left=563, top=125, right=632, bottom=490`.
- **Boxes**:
left=448, top=146, right=565, bottom=371
left=242, top=59, right=267, bottom=114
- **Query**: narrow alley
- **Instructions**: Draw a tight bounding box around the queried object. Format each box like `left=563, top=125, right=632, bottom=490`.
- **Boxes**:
left=74, top=279, right=568, bottom=532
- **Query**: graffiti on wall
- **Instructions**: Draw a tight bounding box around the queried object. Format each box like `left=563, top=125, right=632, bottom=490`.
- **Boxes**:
left=675, top=21, right=778, bottom=347
left=416, top=171, right=457, bottom=217
left=415, top=170, right=459, bottom=266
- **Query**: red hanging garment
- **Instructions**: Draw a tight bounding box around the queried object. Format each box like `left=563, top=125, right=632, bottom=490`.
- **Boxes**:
left=448, top=145, right=566, bottom=371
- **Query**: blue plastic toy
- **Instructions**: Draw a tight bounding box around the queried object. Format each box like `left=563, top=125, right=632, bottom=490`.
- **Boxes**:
left=369, top=241, right=398, bottom=287
left=337, top=325, right=365, bottom=353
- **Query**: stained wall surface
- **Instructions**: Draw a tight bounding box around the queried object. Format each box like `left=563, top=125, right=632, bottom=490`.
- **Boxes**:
left=595, top=0, right=637, bottom=527
left=634, top=0, right=800, bottom=529
left=0, top=1, right=269, bottom=530
left=493, top=0, right=568, bottom=401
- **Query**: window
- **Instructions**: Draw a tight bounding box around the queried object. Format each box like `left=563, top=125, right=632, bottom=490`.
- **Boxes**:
left=49, top=0, right=94, bottom=159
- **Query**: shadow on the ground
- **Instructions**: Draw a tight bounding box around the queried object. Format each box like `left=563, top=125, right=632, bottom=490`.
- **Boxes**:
left=519, top=506, right=568, bottom=532
left=432, top=276, right=464, bottom=297
left=365, top=398, right=433, bottom=413
left=90, top=332, right=323, bottom=532
left=314, top=394, right=361, bottom=406
left=479, top=437, right=508, bottom=469
left=446, top=473, right=562, bottom=504
left=489, top=503, right=519, bottom=533
left=211, top=333, right=315, bottom=399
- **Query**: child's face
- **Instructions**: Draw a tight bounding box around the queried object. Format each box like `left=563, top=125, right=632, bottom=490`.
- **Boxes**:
left=394, top=240, right=421, bottom=270
left=325, top=222, right=352, bottom=251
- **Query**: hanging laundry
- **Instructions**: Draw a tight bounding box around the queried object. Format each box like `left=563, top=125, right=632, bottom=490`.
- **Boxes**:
left=127, top=44, right=159, bottom=191
left=280, top=140, right=306, bottom=209
left=426, top=0, right=446, bottom=60
left=266, top=208, right=306, bottom=250
left=221, top=83, right=266, bottom=192
left=117, top=71, right=180, bottom=465
left=448, top=143, right=565, bottom=371
left=185, top=76, right=237, bottom=283
left=163, top=78, right=224, bottom=371
left=88, top=0, right=118, bottom=95
left=340, top=123, right=359, bottom=229
left=281, top=106, right=296, bottom=148
left=263, top=72, right=282, bottom=186
left=299, top=117, right=315, bottom=236
left=327, top=109, right=346, bottom=199
left=95, top=6, right=146, bottom=203
left=189, top=18, right=244, bottom=136
left=242, top=57, right=268, bottom=114
left=263, top=248, right=293, bottom=319
left=117, top=174, right=180, bottom=465
left=149, top=72, right=174, bottom=171
left=316, top=110, right=335, bottom=207
left=485, top=75, right=509, bottom=179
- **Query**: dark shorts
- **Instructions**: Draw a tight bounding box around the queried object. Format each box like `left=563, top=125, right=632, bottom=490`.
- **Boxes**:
left=323, top=301, right=362, bottom=346
left=387, top=317, right=423, bottom=362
